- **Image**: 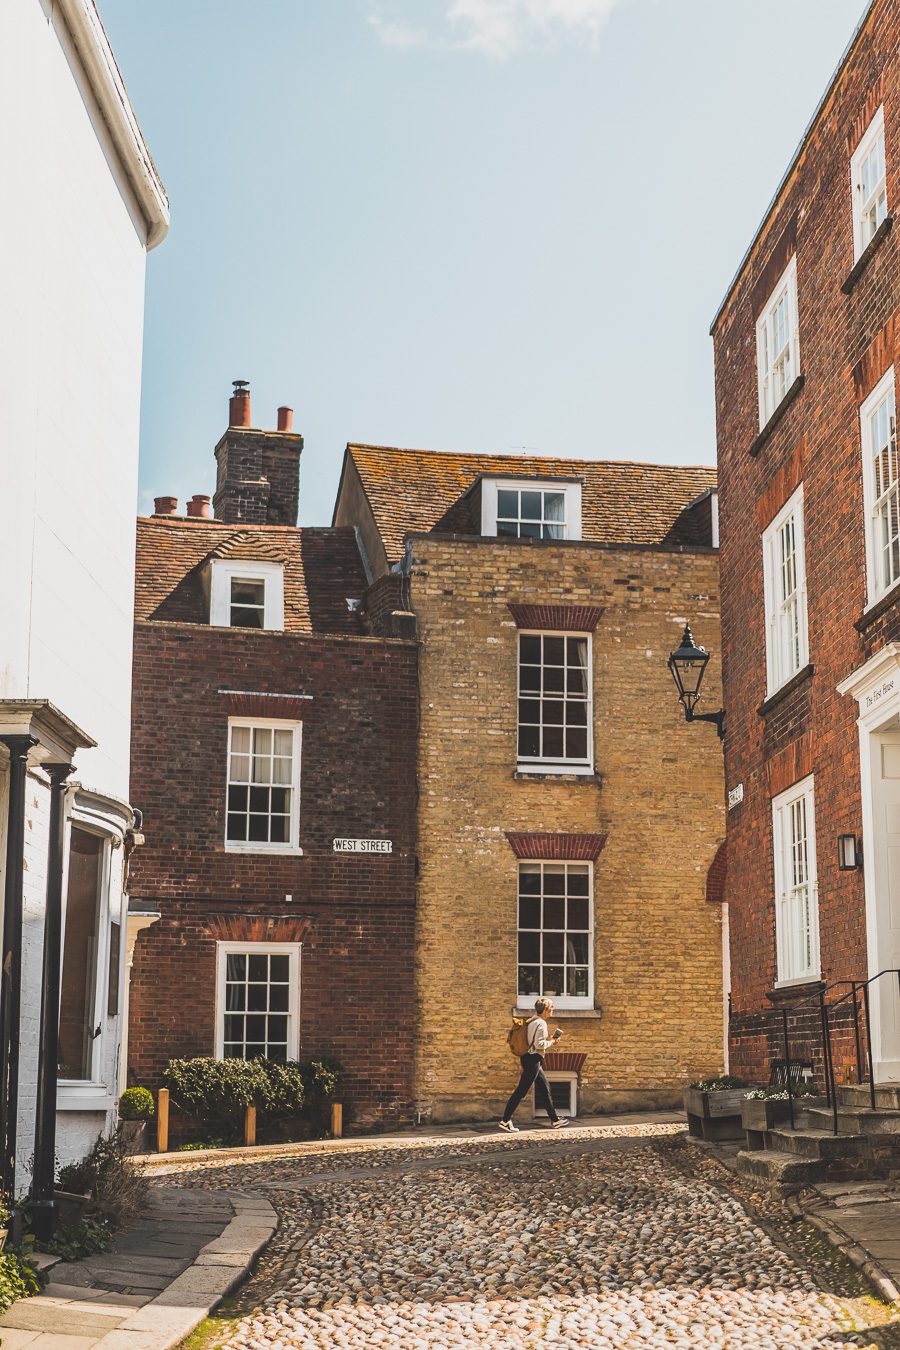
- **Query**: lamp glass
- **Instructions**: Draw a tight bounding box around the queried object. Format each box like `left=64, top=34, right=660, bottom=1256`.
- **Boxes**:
left=668, top=624, right=710, bottom=702
left=837, top=834, right=858, bottom=871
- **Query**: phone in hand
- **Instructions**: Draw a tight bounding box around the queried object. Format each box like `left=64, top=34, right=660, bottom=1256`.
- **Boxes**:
left=553, top=1028, right=564, bottom=1040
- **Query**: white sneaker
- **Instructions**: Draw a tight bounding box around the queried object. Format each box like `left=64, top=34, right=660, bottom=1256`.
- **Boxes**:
left=498, top=1120, right=518, bottom=1133
left=549, top=1118, right=569, bottom=1129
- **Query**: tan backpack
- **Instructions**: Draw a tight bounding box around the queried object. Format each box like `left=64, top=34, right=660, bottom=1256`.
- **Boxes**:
left=507, top=1014, right=535, bottom=1058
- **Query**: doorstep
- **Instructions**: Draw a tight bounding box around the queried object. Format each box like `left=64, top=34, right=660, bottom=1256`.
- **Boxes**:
left=0, top=1185, right=276, bottom=1350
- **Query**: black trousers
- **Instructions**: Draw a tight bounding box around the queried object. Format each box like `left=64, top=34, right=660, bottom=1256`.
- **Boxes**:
left=502, top=1053, right=559, bottom=1123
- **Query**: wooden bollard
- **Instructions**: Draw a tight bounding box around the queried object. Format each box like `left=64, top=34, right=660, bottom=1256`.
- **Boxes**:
left=157, top=1088, right=169, bottom=1153
left=244, top=1103, right=257, bottom=1147
left=331, top=1102, right=343, bottom=1139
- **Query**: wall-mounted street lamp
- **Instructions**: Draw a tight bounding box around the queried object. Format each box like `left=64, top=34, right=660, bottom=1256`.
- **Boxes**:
left=667, top=624, right=725, bottom=740
left=837, top=834, right=862, bottom=871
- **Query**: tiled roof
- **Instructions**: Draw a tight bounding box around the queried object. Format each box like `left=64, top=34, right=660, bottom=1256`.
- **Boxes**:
left=134, top=518, right=368, bottom=636
left=346, top=444, right=717, bottom=563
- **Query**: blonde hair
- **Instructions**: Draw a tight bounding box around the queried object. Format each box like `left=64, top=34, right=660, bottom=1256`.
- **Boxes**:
left=534, top=997, right=553, bottom=1016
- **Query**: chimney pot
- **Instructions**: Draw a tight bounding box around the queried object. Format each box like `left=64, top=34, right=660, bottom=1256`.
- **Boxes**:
left=229, top=379, right=251, bottom=428
left=187, top=494, right=213, bottom=519
left=277, top=406, right=294, bottom=433
left=154, top=496, right=178, bottom=516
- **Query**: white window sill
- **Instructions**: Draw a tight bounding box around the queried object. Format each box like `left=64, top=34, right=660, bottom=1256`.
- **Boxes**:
left=773, top=975, right=821, bottom=991
left=224, top=842, right=304, bottom=856
left=863, top=577, right=900, bottom=618
left=516, top=998, right=593, bottom=1012
left=57, top=1083, right=117, bottom=1112
left=515, top=763, right=595, bottom=778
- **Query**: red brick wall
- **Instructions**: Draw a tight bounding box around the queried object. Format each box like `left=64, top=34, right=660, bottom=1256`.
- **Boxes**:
left=713, top=0, right=900, bottom=1082
left=128, top=621, right=419, bottom=1127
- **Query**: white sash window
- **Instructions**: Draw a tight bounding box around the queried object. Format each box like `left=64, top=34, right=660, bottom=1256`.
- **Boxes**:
left=772, top=776, right=819, bottom=985
left=762, top=485, right=808, bottom=696
left=756, top=257, right=800, bottom=427
left=851, top=106, right=888, bottom=259
left=861, top=368, right=900, bottom=606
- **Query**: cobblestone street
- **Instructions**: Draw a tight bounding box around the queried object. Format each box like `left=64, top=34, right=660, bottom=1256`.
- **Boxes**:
left=161, top=1122, right=900, bottom=1348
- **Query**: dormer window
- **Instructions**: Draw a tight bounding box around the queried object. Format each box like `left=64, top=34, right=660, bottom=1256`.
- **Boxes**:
left=210, top=560, right=285, bottom=631
left=481, top=478, right=582, bottom=541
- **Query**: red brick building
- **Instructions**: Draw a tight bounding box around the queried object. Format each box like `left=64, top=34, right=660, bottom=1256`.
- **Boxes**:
left=127, top=385, right=419, bottom=1128
left=713, top=0, right=900, bottom=1086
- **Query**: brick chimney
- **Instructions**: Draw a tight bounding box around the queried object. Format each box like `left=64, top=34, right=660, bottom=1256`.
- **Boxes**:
left=213, top=380, right=304, bottom=526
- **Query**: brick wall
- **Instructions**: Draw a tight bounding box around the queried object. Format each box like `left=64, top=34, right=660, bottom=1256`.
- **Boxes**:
left=712, top=0, right=899, bottom=1080
left=128, top=622, right=419, bottom=1127
left=404, top=535, right=725, bottom=1120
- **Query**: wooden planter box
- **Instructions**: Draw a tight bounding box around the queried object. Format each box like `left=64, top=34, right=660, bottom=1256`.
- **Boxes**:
left=54, top=1189, right=90, bottom=1227
left=741, top=1097, right=794, bottom=1133
left=118, top=1119, right=149, bottom=1155
left=683, top=1086, right=746, bottom=1141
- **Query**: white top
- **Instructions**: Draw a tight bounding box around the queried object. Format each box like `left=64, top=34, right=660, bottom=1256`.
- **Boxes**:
left=527, top=1018, right=555, bottom=1056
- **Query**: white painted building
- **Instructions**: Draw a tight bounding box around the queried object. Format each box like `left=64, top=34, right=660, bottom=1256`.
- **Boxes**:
left=0, top=0, right=167, bottom=1192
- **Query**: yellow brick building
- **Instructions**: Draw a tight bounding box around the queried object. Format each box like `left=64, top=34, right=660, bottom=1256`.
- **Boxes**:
left=334, top=445, right=726, bottom=1121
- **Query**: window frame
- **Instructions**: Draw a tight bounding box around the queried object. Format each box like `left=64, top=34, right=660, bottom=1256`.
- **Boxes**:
left=516, top=859, right=594, bottom=1012
left=755, top=257, right=800, bottom=428
left=481, top=478, right=582, bottom=541
left=210, top=559, right=285, bottom=631
left=516, top=629, right=594, bottom=775
left=861, top=366, right=900, bottom=608
left=851, top=104, right=888, bottom=261
left=224, top=717, right=303, bottom=855
left=57, top=820, right=113, bottom=1093
left=772, top=774, right=820, bottom=987
left=762, top=484, right=809, bottom=697
left=214, top=941, right=301, bottom=1061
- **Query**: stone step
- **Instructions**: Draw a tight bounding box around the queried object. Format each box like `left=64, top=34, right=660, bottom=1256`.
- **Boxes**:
left=735, top=1149, right=825, bottom=1185
left=766, top=1127, right=868, bottom=1160
left=839, top=1083, right=900, bottom=1110
left=806, top=1105, right=900, bottom=1135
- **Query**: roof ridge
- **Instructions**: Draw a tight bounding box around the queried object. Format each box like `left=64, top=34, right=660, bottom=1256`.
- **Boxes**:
left=347, top=444, right=716, bottom=474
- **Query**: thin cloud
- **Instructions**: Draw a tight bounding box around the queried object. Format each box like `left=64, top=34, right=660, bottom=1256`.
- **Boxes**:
left=369, top=0, right=622, bottom=58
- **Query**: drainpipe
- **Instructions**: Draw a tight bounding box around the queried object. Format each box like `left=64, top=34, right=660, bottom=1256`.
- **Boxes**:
left=0, top=736, right=38, bottom=1199
left=31, top=764, right=74, bottom=1238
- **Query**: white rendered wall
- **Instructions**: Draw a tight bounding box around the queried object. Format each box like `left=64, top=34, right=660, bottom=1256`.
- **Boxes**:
left=0, top=0, right=149, bottom=803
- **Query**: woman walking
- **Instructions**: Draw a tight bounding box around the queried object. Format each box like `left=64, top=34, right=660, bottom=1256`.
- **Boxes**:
left=499, top=997, right=568, bottom=1131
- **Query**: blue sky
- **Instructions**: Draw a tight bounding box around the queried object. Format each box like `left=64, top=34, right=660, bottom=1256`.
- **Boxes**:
left=101, top=0, right=867, bottom=525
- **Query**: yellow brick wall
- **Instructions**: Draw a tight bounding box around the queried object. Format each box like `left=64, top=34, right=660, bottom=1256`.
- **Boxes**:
left=409, top=536, right=725, bottom=1121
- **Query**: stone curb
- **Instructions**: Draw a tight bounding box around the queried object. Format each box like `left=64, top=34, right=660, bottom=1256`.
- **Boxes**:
left=787, top=1194, right=900, bottom=1305
left=87, top=1191, right=277, bottom=1350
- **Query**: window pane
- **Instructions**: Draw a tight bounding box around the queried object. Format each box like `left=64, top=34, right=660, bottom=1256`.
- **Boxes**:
left=497, top=490, right=518, bottom=519
left=224, top=1015, right=244, bottom=1042
left=249, top=785, right=269, bottom=813
left=231, top=726, right=251, bottom=756
left=543, top=699, right=564, bottom=725
left=568, top=898, right=590, bottom=930
left=543, top=666, right=565, bottom=694
left=270, top=787, right=290, bottom=815
left=497, top=520, right=519, bottom=537
left=544, top=493, right=565, bottom=522
left=231, top=606, right=264, bottom=629
left=267, top=1015, right=288, bottom=1046
left=567, top=869, right=590, bottom=897
left=231, top=579, right=265, bottom=606
left=229, top=753, right=250, bottom=782
left=566, top=729, right=588, bottom=759
left=520, top=521, right=541, bottom=539
left=59, top=829, right=104, bottom=1080
left=248, top=954, right=268, bottom=981
left=254, top=727, right=273, bottom=758
left=228, top=785, right=249, bottom=811
left=518, top=699, right=540, bottom=725
left=227, top=813, right=247, bottom=841
left=542, top=968, right=564, bottom=996
left=543, top=897, right=565, bottom=929
left=226, top=981, right=246, bottom=1010
left=520, top=636, right=541, bottom=664
left=518, top=966, right=540, bottom=995
left=566, top=667, right=587, bottom=695
left=518, top=896, right=541, bottom=928
left=567, top=967, right=589, bottom=998
left=543, top=637, right=565, bottom=665
left=521, top=491, right=542, bottom=520
left=520, top=666, right=541, bottom=692
left=568, top=933, right=590, bottom=964
left=274, top=730, right=293, bottom=756
left=269, top=984, right=289, bottom=1012
left=543, top=727, right=564, bottom=758
left=518, top=726, right=540, bottom=757
left=519, top=866, right=542, bottom=894
left=544, top=867, right=566, bottom=894
left=247, top=983, right=268, bottom=1012
left=518, top=932, right=540, bottom=963
left=566, top=701, right=588, bottom=726
left=272, top=757, right=292, bottom=786
left=269, top=955, right=290, bottom=981
left=543, top=932, right=565, bottom=963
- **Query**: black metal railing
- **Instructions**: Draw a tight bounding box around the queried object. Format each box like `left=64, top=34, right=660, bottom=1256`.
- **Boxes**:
left=765, top=970, right=900, bottom=1134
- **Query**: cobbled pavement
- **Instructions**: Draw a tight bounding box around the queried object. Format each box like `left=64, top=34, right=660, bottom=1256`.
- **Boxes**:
left=160, top=1122, right=900, bottom=1348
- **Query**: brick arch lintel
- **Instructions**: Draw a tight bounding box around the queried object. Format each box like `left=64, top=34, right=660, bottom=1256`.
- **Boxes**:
left=505, top=832, right=608, bottom=861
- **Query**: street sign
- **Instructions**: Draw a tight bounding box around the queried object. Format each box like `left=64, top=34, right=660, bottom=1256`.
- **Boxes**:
left=333, top=838, right=393, bottom=854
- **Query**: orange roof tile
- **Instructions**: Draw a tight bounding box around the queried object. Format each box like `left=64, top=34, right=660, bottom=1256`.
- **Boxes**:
left=346, top=444, right=716, bottom=563
left=134, top=518, right=367, bottom=636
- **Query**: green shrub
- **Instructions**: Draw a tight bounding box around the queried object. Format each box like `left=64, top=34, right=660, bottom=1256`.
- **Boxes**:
left=689, top=1074, right=750, bottom=1091
left=163, top=1058, right=271, bottom=1141
left=42, top=1214, right=111, bottom=1262
left=57, top=1132, right=147, bottom=1230
left=0, top=1252, right=40, bottom=1311
left=118, top=1087, right=154, bottom=1121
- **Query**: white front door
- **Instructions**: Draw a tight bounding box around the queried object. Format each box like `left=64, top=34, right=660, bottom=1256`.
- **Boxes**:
left=869, top=727, right=900, bottom=1080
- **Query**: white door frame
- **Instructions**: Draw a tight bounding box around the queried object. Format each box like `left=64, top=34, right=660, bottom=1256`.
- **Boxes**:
left=838, top=643, right=900, bottom=1080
